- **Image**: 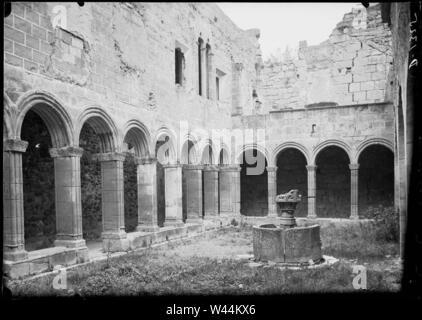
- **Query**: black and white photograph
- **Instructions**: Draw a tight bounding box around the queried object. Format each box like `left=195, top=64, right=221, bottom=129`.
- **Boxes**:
left=2, top=1, right=421, bottom=313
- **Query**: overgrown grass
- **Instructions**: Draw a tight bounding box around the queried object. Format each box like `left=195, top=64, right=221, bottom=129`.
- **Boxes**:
left=8, top=223, right=401, bottom=296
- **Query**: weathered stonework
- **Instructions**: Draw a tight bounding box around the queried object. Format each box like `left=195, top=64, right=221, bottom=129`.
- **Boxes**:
left=259, top=4, right=392, bottom=112
left=3, top=2, right=399, bottom=278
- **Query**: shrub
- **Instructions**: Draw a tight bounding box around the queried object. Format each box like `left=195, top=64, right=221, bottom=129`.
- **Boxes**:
left=361, top=205, right=399, bottom=242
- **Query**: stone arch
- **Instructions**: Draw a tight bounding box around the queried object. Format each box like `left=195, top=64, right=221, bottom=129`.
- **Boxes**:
left=153, top=126, right=177, bottom=164
left=239, top=147, right=269, bottom=216
left=76, top=106, right=119, bottom=153
left=357, top=143, right=394, bottom=215
left=237, top=143, right=271, bottom=166
left=122, top=120, right=151, bottom=158
left=273, top=141, right=310, bottom=165
left=3, top=107, right=14, bottom=140
left=180, top=133, right=201, bottom=165
left=199, top=139, right=216, bottom=165
left=312, top=139, right=352, bottom=165
left=315, top=144, right=351, bottom=218
left=275, top=146, right=308, bottom=217
left=218, top=144, right=230, bottom=165
left=15, top=90, right=74, bottom=148
left=355, top=138, right=394, bottom=164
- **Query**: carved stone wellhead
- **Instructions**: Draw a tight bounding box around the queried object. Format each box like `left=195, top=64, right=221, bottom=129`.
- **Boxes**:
left=275, top=189, right=302, bottom=228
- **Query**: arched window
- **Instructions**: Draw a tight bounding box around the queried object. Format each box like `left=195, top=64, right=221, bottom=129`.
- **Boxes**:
left=198, top=37, right=204, bottom=96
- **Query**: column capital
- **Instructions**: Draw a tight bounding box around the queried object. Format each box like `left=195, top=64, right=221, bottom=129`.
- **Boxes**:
left=49, top=146, right=84, bottom=158
left=266, top=166, right=278, bottom=172
left=219, top=165, right=241, bottom=172
left=134, top=157, right=157, bottom=165
left=162, top=162, right=182, bottom=169
left=306, top=165, right=317, bottom=171
left=349, top=163, right=360, bottom=170
left=183, top=164, right=204, bottom=170
left=93, top=152, right=126, bottom=162
left=203, top=164, right=219, bottom=171
left=3, top=139, right=28, bottom=153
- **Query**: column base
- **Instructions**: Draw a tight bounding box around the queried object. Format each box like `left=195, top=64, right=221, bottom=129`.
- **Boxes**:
left=54, top=239, right=87, bottom=248
left=185, top=217, right=203, bottom=224
left=163, top=219, right=185, bottom=228
left=3, top=248, right=28, bottom=262
left=102, top=231, right=129, bottom=252
left=203, top=215, right=219, bottom=221
left=136, top=224, right=160, bottom=232
left=350, top=215, right=359, bottom=220
left=307, top=214, right=318, bottom=220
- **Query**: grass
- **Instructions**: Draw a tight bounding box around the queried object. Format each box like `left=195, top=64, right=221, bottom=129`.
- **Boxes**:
left=7, top=225, right=402, bottom=296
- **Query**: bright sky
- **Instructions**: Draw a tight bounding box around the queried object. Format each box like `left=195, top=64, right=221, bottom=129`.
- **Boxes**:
left=217, top=2, right=361, bottom=60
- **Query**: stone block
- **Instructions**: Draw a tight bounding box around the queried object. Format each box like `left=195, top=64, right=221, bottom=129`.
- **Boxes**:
left=4, top=261, right=30, bottom=279
left=360, top=81, right=374, bottom=90
left=349, top=82, right=360, bottom=92
left=29, top=259, right=50, bottom=274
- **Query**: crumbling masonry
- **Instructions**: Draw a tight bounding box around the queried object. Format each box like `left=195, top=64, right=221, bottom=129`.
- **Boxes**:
left=3, top=3, right=399, bottom=278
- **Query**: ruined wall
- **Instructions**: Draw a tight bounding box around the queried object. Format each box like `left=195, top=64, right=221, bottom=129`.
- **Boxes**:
left=232, top=102, right=394, bottom=217
left=4, top=2, right=260, bottom=146
left=259, top=4, right=393, bottom=113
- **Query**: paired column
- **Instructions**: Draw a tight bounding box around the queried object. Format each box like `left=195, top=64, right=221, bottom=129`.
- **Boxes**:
left=136, top=157, right=159, bottom=232
left=49, top=146, right=86, bottom=248
left=266, top=166, right=278, bottom=217
left=3, top=139, right=28, bottom=261
left=183, top=164, right=203, bottom=223
left=203, top=165, right=219, bottom=219
left=218, top=165, right=241, bottom=217
left=349, top=163, right=359, bottom=219
left=94, top=152, right=128, bottom=251
left=163, top=163, right=184, bottom=227
left=306, top=165, right=317, bottom=219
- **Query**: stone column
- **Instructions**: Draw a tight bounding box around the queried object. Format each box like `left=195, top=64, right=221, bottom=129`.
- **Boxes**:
left=163, top=163, right=184, bottom=227
left=3, top=139, right=28, bottom=261
left=136, top=157, right=159, bottom=232
left=94, top=152, right=128, bottom=252
left=306, top=165, right=317, bottom=219
left=349, top=163, right=360, bottom=219
left=49, top=146, right=86, bottom=248
left=203, top=165, right=219, bottom=219
left=266, top=166, right=278, bottom=217
left=219, top=165, right=241, bottom=217
left=183, top=164, right=203, bottom=223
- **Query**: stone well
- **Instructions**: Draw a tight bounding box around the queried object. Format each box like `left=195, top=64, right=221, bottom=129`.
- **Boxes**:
left=253, top=190, right=322, bottom=265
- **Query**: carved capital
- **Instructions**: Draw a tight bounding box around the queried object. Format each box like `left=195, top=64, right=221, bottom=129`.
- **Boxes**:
left=3, top=139, right=28, bottom=153
left=203, top=165, right=219, bottom=172
left=93, top=152, right=126, bottom=162
left=219, top=165, right=241, bottom=172
left=135, top=157, right=157, bottom=165
left=349, top=163, right=360, bottom=170
left=183, top=164, right=204, bottom=170
left=162, top=162, right=182, bottom=169
left=49, top=146, right=84, bottom=158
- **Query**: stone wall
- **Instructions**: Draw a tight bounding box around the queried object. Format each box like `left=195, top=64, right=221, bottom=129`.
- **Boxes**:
left=4, top=2, right=260, bottom=147
left=258, top=4, right=393, bottom=113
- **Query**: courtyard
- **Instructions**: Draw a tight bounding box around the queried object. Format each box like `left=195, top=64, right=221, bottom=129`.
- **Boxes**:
left=8, top=221, right=401, bottom=296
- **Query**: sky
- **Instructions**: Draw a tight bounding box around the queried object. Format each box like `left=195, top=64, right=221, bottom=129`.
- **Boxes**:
left=217, top=2, right=361, bottom=60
